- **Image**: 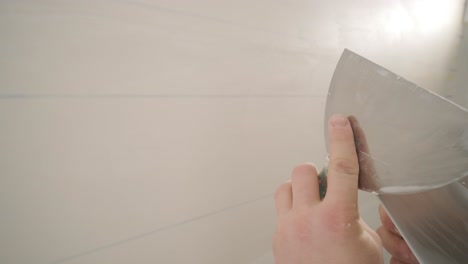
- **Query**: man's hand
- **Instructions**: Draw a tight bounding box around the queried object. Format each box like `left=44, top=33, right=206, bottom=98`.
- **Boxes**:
left=377, top=205, right=419, bottom=264
left=273, top=114, right=383, bottom=264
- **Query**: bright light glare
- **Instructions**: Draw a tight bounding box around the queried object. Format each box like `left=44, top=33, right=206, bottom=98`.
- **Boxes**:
left=385, top=6, right=415, bottom=36
left=412, top=0, right=452, bottom=33
left=384, top=0, right=456, bottom=36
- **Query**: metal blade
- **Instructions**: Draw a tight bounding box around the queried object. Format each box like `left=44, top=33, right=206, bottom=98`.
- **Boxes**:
left=325, top=49, right=468, bottom=194
left=379, top=181, right=468, bottom=264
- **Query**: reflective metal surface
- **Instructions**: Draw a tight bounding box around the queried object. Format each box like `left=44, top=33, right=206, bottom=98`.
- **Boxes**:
left=380, top=21, right=468, bottom=264
left=380, top=181, right=468, bottom=264
left=326, top=49, right=468, bottom=263
left=325, top=49, right=468, bottom=194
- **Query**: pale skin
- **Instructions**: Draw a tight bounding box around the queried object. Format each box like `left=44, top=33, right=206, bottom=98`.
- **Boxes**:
left=273, top=114, right=383, bottom=264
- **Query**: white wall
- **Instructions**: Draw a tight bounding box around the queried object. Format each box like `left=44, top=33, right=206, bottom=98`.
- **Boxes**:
left=0, top=1, right=465, bottom=263
left=444, top=6, right=468, bottom=108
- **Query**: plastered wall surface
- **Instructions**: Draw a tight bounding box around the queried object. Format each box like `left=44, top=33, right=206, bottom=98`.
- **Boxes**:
left=1, top=1, right=465, bottom=263
left=444, top=7, right=468, bottom=108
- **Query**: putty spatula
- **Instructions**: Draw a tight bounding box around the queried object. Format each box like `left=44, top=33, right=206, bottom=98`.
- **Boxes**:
left=321, top=49, right=468, bottom=195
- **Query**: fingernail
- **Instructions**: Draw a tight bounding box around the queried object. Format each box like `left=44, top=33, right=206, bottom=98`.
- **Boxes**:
left=330, top=114, right=348, bottom=127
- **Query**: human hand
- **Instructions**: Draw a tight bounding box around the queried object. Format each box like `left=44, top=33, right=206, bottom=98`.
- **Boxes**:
left=272, top=114, right=383, bottom=264
left=377, top=205, right=419, bottom=264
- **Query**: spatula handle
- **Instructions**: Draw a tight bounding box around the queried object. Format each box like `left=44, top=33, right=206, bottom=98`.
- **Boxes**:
left=318, top=167, right=328, bottom=200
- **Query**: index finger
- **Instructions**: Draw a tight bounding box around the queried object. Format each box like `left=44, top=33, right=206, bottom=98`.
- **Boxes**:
left=324, top=114, right=359, bottom=207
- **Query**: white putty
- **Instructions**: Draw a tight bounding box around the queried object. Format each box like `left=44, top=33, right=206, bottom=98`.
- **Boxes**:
left=379, top=185, right=432, bottom=193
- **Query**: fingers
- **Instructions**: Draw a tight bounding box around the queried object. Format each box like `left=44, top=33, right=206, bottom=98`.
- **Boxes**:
left=348, top=115, right=370, bottom=154
left=379, top=205, right=400, bottom=236
left=359, top=218, right=382, bottom=245
left=349, top=115, right=378, bottom=191
left=275, top=181, right=292, bottom=216
left=290, top=163, right=320, bottom=208
left=390, top=257, right=413, bottom=264
left=274, top=163, right=321, bottom=215
left=377, top=226, right=419, bottom=264
left=377, top=205, right=418, bottom=263
left=325, top=114, right=359, bottom=207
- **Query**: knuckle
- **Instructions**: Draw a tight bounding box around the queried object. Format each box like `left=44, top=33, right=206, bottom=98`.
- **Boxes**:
left=290, top=214, right=316, bottom=241
left=320, top=205, right=359, bottom=234
left=275, top=213, right=315, bottom=242
left=330, top=158, right=359, bottom=175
